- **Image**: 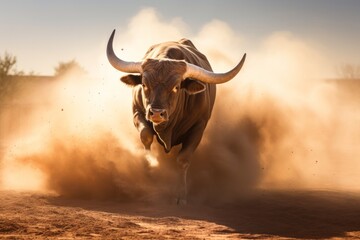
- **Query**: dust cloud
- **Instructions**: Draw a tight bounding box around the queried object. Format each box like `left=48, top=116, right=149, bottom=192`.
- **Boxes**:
left=1, top=8, right=359, bottom=202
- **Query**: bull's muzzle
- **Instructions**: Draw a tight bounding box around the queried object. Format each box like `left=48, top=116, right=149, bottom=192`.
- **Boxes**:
left=148, top=108, right=168, bottom=125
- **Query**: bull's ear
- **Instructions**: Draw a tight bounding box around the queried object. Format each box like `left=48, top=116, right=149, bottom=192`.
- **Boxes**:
left=181, top=79, right=206, bottom=95
left=120, top=74, right=142, bottom=86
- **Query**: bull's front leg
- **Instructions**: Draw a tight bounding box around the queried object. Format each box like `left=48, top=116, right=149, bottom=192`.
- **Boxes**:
left=133, top=111, right=154, bottom=150
left=176, top=122, right=206, bottom=205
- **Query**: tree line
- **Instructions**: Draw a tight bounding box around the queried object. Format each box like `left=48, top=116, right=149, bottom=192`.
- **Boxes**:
left=0, top=52, right=86, bottom=102
left=0, top=52, right=86, bottom=78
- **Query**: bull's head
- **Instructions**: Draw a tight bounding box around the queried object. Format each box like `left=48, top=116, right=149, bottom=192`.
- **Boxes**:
left=107, top=30, right=246, bottom=125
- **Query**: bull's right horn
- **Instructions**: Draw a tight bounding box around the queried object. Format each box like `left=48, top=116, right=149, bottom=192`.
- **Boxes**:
left=107, top=29, right=142, bottom=73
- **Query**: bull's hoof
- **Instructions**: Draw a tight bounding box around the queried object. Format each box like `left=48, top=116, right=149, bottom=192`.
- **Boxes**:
left=176, top=198, right=187, bottom=205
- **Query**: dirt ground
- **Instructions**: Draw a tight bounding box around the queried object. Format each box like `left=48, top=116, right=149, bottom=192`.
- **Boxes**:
left=0, top=190, right=360, bottom=239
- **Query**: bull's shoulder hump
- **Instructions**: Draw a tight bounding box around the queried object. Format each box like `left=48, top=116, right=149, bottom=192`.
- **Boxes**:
left=178, top=38, right=196, bottom=48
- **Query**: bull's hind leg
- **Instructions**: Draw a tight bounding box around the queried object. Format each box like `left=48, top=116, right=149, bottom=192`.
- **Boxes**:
left=175, top=122, right=206, bottom=205
left=176, top=156, right=190, bottom=205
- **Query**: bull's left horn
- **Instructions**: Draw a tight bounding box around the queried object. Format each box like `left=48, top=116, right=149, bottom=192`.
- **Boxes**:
left=184, top=53, right=246, bottom=84
left=107, top=29, right=142, bottom=73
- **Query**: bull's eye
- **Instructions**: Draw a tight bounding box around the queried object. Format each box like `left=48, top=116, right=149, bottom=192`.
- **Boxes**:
left=172, top=85, right=180, bottom=93
left=142, top=83, right=147, bottom=90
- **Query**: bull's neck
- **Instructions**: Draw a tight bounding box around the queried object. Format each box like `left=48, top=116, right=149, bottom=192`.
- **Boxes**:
left=153, top=92, right=186, bottom=152
left=153, top=121, right=173, bottom=153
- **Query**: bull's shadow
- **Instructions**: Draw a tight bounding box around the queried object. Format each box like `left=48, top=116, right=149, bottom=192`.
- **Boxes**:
left=48, top=189, right=360, bottom=239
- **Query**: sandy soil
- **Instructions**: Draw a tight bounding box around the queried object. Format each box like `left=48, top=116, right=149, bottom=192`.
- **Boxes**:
left=1, top=190, right=360, bottom=239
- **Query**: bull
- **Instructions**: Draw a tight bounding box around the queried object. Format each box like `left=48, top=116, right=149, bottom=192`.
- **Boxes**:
left=107, top=29, right=246, bottom=204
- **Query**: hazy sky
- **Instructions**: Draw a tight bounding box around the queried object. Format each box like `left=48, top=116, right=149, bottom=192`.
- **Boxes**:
left=1, top=0, right=359, bottom=77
